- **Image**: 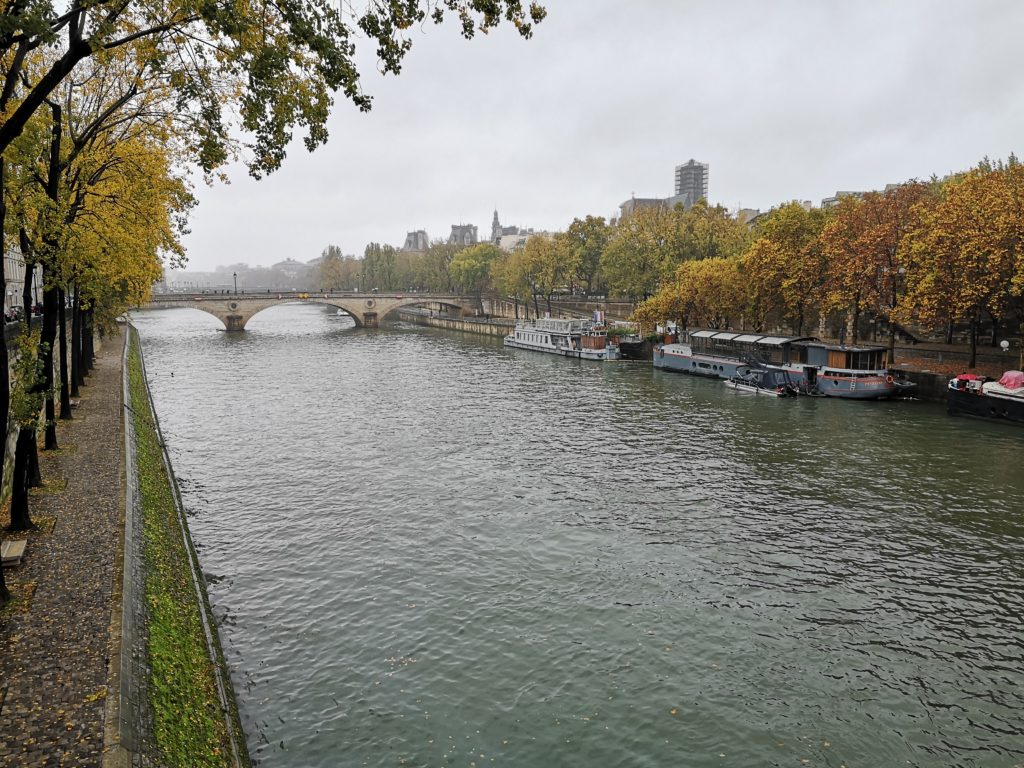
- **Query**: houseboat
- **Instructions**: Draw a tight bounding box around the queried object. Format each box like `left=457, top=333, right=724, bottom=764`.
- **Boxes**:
left=798, top=340, right=915, bottom=399
left=653, top=328, right=915, bottom=399
left=653, top=329, right=818, bottom=383
left=947, top=370, right=1024, bottom=425
left=503, top=317, right=621, bottom=361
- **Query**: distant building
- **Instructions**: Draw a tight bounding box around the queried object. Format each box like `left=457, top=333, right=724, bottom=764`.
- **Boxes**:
left=448, top=224, right=478, bottom=246
left=272, top=258, right=306, bottom=279
left=674, top=159, right=709, bottom=207
left=402, top=230, right=429, bottom=252
left=4, top=249, right=43, bottom=310
left=490, top=211, right=531, bottom=246
left=736, top=208, right=761, bottom=227
left=497, top=233, right=530, bottom=251
left=821, top=190, right=866, bottom=208
left=618, top=196, right=666, bottom=218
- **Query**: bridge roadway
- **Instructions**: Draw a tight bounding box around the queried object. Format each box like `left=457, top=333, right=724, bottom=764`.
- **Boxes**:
left=140, top=291, right=481, bottom=331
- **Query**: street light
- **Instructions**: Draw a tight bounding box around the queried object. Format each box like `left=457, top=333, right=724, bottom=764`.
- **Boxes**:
left=233, top=272, right=237, bottom=294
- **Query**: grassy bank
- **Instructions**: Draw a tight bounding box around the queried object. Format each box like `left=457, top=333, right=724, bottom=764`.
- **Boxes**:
left=126, top=332, right=249, bottom=768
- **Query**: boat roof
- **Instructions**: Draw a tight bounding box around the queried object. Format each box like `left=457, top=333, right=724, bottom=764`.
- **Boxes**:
left=688, top=329, right=817, bottom=346
left=800, top=340, right=886, bottom=352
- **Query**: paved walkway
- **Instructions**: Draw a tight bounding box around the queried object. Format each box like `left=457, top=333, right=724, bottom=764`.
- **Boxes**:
left=0, top=327, right=125, bottom=766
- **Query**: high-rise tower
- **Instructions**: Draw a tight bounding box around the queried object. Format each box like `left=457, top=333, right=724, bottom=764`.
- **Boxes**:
left=674, top=159, right=709, bottom=208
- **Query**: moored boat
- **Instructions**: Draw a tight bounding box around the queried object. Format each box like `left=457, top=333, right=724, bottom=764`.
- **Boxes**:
left=652, top=328, right=915, bottom=399
left=803, top=341, right=915, bottom=399
left=652, top=329, right=818, bottom=383
left=723, top=366, right=800, bottom=397
left=503, top=316, right=620, bottom=361
left=947, top=370, right=1024, bottom=425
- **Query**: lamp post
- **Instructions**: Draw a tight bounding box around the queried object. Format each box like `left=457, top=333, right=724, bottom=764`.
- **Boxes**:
left=233, top=272, right=237, bottom=294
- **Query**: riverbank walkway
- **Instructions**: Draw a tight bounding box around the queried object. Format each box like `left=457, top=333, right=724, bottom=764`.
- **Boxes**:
left=0, top=326, right=126, bottom=766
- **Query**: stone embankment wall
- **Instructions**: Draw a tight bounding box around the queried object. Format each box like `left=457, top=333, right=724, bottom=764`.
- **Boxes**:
left=119, top=326, right=249, bottom=767
left=896, top=370, right=948, bottom=403
left=399, top=308, right=514, bottom=337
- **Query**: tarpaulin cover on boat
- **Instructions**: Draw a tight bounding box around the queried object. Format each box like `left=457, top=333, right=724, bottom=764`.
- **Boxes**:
left=998, top=370, right=1024, bottom=389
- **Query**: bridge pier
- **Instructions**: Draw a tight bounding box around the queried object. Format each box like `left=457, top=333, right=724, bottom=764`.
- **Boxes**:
left=224, top=314, right=246, bottom=332
left=362, top=312, right=378, bottom=328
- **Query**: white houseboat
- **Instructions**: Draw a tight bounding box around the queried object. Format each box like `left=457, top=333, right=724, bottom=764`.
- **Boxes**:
left=503, top=317, right=620, bottom=361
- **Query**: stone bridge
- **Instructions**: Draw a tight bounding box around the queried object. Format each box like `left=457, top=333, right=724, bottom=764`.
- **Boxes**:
left=139, top=292, right=481, bottom=331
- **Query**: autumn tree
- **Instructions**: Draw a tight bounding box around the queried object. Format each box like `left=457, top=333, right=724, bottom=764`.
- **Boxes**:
left=899, top=163, right=1024, bottom=367
left=317, top=245, right=348, bottom=290
left=564, top=215, right=610, bottom=295
left=634, top=256, right=745, bottom=334
left=416, top=242, right=460, bottom=293
left=520, top=234, right=568, bottom=316
left=491, top=245, right=532, bottom=319
left=742, top=202, right=829, bottom=335
left=601, top=205, right=682, bottom=300
left=449, top=242, right=501, bottom=313
left=677, top=199, right=752, bottom=262
left=687, top=257, right=746, bottom=330
left=819, top=182, right=936, bottom=351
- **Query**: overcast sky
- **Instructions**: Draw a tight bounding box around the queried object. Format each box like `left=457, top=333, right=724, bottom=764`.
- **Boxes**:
left=178, top=0, right=1024, bottom=272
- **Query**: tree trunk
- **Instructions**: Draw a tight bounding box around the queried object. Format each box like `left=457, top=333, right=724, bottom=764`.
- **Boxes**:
left=21, top=250, right=34, bottom=336
left=969, top=316, right=978, bottom=369
left=0, top=155, right=9, bottom=500
left=59, top=287, right=71, bottom=419
left=71, top=284, right=81, bottom=396
left=41, top=103, right=60, bottom=450
left=41, top=283, right=59, bottom=449
left=945, top=319, right=954, bottom=345
left=27, top=424, right=41, bottom=488
left=9, top=427, right=37, bottom=532
left=0, top=158, right=12, bottom=599
left=532, top=291, right=539, bottom=320
left=82, top=308, right=94, bottom=377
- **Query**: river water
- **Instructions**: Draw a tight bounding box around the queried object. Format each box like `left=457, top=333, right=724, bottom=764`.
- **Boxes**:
left=131, top=304, right=1024, bottom=768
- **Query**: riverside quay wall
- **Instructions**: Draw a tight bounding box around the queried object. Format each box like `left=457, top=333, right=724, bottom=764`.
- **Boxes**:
left=399, top=308, right=514, bottom=337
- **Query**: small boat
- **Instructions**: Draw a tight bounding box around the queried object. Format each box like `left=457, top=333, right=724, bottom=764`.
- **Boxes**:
left=503, top=316, right=620, bottom=361
left=947, top=370, right=1024, bottom=425
left=723, top=367, right=800, bottom=397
